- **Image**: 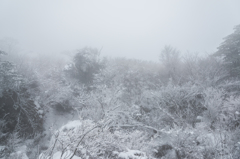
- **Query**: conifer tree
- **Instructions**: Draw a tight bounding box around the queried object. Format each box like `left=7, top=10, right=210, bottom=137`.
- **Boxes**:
left=215, top=24, right=240, bottom=77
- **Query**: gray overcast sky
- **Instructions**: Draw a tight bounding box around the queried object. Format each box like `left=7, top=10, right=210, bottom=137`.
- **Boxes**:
left=0, top=0, right=240, bottom=61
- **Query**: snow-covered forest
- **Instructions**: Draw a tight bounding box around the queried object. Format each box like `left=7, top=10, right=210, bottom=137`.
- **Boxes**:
left=0, top=24, right=240, bottom=159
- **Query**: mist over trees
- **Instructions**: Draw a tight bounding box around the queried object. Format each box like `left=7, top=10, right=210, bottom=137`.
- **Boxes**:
left=1, top=24, right=240, bottom=159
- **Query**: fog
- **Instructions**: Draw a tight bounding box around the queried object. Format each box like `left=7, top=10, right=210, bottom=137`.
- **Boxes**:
left=0, top=0, right=240, bottom=61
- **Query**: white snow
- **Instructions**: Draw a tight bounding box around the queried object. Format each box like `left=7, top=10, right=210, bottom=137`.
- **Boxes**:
left=118, top=149, right=148, bottom=159
left=39, top=150, right=82, bottom=159
left=0, top=145, right=5, bottom=151
left=59, top=120, right=82, bottom=132
left=10, top=151, right=29, bottom=159
left=34, top=100, right=41, bottom=109
left=15, top=145, right=27, bottom=152
left=37, top=110, right=44, bottom=114
left=52, top=150, right=81, bottom=159
left=64, top=64, right=73, bottom=70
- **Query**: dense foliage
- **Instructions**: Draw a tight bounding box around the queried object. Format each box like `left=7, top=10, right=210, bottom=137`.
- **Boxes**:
left=65, top=47, right=104, bottom=84
left=215, top=24, right=240, bottom=78
left=0, top=51, right=43, bottom=157
left=1, top=25, right=240, bottom=159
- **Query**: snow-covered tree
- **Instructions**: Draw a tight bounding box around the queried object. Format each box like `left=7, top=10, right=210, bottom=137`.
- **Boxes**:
left=66, top=47, right=104, bottom=84
left=215, top=24, right=240, bottom=78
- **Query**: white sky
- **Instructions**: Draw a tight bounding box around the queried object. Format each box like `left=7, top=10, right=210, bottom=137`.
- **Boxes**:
left=0, top=0, right=240, bottom=61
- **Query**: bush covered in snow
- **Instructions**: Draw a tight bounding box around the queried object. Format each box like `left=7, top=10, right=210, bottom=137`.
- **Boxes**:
left=2, top=36, right=240, bottom=159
